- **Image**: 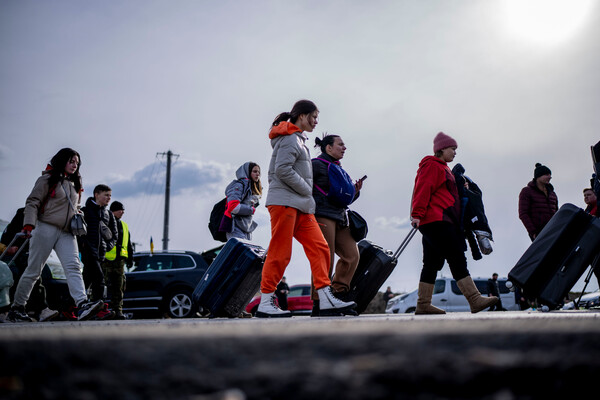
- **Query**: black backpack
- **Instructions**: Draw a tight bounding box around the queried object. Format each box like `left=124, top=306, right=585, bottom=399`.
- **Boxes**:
left=208, top=198, right=228, bottom=242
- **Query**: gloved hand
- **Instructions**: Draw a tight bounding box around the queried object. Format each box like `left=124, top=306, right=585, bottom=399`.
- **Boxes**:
left=474, top=230, right=493, bottom=255
left=22, top=225, right=34, bottom=237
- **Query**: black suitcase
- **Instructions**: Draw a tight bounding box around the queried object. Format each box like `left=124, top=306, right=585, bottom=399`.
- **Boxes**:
left=539, top=217, right=600, bottom=308
left=348, top=228, right=417, bottom=314
left=508, top=203, right=600, bottom=308
left=193, top=238, right=266, bottom=318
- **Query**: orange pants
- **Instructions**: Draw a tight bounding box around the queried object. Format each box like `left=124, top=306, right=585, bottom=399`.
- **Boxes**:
left=261, top=205, right=331, bottom=294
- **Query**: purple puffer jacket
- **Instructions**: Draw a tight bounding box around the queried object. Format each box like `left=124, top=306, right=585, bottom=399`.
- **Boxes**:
left=518, top=180, right=559, bottom=239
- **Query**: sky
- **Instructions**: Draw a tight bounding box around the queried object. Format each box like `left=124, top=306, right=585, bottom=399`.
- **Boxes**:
left=1, top=0, right=599, bottom=294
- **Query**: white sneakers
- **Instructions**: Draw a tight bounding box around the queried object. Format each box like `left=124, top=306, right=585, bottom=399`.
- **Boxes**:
left=317, top=286, right=356, bottom=316
left=256, top=287, right=357, bottom=318
left=255, top=292, right=292, bottom=318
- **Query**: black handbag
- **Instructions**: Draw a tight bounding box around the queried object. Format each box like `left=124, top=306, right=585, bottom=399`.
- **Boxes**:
left=348, top=210, right=368, bottom=242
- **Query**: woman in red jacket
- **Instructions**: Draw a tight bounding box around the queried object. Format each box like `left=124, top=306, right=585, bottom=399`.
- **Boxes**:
left=411, top=132, right=498, bottom=314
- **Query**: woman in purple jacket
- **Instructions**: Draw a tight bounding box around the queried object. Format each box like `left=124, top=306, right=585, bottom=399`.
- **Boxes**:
left=518, top=163, right=559, bottom=241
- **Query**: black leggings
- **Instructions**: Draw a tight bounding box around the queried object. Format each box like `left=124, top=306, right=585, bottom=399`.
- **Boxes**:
left=419, top=221, right=469, bottom=284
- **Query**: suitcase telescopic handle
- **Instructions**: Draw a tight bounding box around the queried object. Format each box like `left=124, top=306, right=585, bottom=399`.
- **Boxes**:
left=0, top=232, right=30, bottom=266
left=392, top=227, right=418, bottom=260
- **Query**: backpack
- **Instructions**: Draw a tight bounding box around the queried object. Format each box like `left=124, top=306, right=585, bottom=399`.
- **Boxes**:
left=208, top=198, right=229, bottom=242
left=313, top=157, right=356, bottom=207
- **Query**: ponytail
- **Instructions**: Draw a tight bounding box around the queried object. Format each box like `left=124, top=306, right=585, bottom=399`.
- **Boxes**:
left=272, top=112, right=292, bottom=126
left=314, top=133, right=339, bottom=153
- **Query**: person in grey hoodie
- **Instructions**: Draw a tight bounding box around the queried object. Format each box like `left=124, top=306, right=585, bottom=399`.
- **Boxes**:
left=256, top=99, right=356, bottom=318
left=224, top=162, right=263, bottom=241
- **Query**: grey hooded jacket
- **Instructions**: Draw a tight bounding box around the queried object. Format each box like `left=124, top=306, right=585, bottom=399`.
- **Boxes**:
left=225, top=162, right=259, bottom=234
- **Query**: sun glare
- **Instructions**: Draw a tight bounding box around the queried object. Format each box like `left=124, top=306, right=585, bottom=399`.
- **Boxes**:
left=504, top=0, right=595, bottom=45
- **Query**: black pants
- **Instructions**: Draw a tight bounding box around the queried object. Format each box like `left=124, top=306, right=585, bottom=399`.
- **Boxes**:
left=276, top=295, right=288, bottom=310
left=82, top=251, right=106, bottom=302
left=419, top=221, right=469, bottom=284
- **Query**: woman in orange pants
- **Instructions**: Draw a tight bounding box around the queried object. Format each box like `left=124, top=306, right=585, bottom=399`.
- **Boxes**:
left=256, top=100, right=356, bottom=318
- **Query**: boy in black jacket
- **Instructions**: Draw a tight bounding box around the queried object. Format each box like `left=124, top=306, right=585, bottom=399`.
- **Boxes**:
left=80, top=184, right=118, bottom=320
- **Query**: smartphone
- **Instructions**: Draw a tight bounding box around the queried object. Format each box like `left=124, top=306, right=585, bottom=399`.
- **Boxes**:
left=359, top=175, right=368, bottom=182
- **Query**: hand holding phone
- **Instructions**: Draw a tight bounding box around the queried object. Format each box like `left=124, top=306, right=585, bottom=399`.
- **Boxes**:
left=355, top=175, right=367, bottom=191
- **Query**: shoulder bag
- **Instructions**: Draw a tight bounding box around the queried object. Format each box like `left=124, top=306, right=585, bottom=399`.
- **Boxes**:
left=347, top=210, right=368, bottom=242
left=63, top=184, right=87, bottom=236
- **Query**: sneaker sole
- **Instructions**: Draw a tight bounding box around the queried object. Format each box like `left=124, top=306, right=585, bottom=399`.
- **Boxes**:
left=78, top=301, right=105, bottom=321
left=319, top=304, right=356, bottom=316
left=39, top=311, right=60, bottom=322
left=255, top=311, right=292, bottom=318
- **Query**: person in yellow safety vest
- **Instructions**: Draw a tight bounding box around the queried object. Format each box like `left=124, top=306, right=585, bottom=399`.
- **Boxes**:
left=102, top=201, right=133, bottom=320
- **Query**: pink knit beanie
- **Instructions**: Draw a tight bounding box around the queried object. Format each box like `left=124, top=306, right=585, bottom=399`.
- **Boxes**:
left=433, top=132, right=458, bottom=153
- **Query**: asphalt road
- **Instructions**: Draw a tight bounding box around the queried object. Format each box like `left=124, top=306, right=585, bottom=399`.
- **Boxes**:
left=1, top=311, right=599, bottom=400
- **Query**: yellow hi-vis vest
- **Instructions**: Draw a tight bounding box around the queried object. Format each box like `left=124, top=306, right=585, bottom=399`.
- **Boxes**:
left=105, top=220, right=129, bottom=261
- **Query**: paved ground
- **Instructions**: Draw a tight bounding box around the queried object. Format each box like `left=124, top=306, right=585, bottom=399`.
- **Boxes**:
left=1, top=311, right=599, bottom=400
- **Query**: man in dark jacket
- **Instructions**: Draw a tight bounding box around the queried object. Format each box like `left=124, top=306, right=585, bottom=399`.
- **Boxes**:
left=276, top=276, right=290, bottom=311
left=487, top=273, right=503, bottom=311
left=518, top=163, right=559, bottom=241
left=80, top=184, right=118, bottom=319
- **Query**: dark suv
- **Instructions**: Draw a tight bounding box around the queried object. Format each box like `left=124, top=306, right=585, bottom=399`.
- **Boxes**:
left=124, top=247, right=222, bottom=318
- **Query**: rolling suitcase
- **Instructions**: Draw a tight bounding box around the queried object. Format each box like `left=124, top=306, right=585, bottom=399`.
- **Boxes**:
left=193, top=238, right=266, bottom=318
left=348, top=228, right=417, bottom=314
left=508, top=203, right=600, bottom=308
left=539, top=217, right=600, bottom=308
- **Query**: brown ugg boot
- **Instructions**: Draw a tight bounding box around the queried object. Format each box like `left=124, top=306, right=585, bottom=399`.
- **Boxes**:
left=457, top=276, right=498, bottom=313
left=415, top=282, right=446, bottom=315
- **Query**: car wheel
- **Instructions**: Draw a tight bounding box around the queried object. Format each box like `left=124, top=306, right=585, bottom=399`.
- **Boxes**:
left=405, top=307, right=416, bottom=313
left=251, top=305, right=258, bottom=316
left=165, top=290, right=196, bottom=318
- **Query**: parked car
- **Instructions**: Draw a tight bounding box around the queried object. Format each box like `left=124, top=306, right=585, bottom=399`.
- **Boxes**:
left=123, top=246, right=223, bottom=318
left=385, top=276, right=519, bottom=314
left=562, top=290, right=600, bottom=310
left=246, top=284, right=313, bottom=315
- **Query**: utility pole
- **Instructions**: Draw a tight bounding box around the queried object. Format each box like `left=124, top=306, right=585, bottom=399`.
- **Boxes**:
left=157, top=150, right=179, bottom=250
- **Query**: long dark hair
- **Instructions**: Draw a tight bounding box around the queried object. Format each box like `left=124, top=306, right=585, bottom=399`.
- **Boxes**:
left=248, top=162, right=263, bottom=196
left=272, top=99, right=318, bottom=126
left=314, top=133, right=340, bottom=153
left=48, top=148, right=82, bottom=193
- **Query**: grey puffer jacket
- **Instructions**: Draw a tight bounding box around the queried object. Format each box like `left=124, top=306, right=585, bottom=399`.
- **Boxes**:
left=225, top=162, right=259, bottom=234
left=23, top=171, right=80, bottom=232
left=265, top=122, right=315, bottom=214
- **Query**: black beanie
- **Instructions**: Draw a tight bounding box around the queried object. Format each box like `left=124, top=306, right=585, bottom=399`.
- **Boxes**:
left=110, top=201, right=124, bottom=212
left=534, top=163, right=551, bottom=180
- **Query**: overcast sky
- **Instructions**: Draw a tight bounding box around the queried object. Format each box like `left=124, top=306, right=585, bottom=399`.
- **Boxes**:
left=1, top=0, right=598, bottom=293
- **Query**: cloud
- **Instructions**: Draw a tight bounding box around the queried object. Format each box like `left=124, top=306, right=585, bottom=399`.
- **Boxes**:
left=375, top=216, right=412, bottom=231
left=108, top=158, right=232, bottom=198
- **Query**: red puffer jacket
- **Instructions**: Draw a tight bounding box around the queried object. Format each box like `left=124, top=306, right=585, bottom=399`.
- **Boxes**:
left=518, top=180, right=559, bottom=239
left=411, top=156, right=460, bottom=226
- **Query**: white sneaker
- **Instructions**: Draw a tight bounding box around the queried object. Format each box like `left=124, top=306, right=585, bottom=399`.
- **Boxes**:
left=38, top=307, right=59, bottom=322
left=255, top=292, right=292, bottom=318
left=318, top=286, right=356, bottom=315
